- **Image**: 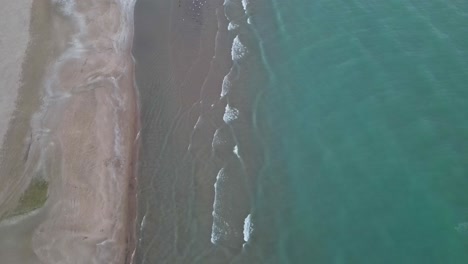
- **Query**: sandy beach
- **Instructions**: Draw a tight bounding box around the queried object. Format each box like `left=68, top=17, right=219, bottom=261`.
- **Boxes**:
left=30, top=1, right=138, bottom=263
left=0, top=0, right=138, bottom=263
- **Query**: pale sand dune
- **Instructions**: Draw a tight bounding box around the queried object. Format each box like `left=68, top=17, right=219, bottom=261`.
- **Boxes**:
left=0, top=0, right=33, bottom=152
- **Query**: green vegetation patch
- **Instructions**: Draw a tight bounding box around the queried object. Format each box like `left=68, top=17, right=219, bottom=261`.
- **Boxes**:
left=7, top=179, right=49, bottom=218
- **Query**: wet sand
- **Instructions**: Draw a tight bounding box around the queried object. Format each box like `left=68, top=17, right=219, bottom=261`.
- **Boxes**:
left=132, top=0, right=250, bottom=262
left=0, top=0, right=138, bottom=263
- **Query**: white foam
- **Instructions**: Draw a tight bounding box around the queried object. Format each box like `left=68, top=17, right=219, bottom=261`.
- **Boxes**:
left=193, top=116, right=203, bottom=129
left=231, top=35, right=248, bottom=61
left=220, top=74, right=232, bottom=97
left=211, top=213, right=233, bottom=244
left=243, top=214, right=253, bottom=242
left=241, top=0, right=249, bottom=12
left=138, top=199, right=148, bottom=245
left=228, top=22, right=239, bottom=31
left=212, top=128, right=226, bottom=150
left=213, top=168, right=225, bottom=195
left=211, top=168, right=227, bottom=244
left=223, top=104, right=239, bottom=124
left=211, top=219, right=221, bottom=244
left=139, top=214, right=147, bottom=239
left=233, top=145, right=240, bottom=158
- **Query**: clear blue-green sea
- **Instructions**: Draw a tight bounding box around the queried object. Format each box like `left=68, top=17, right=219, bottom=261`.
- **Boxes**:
left=255, top=0, right=468, bottom=262
left=133, top=0, right=468, bottom=262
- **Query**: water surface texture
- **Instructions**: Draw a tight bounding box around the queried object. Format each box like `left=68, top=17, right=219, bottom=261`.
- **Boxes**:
left=132, top=0, right=468, bottom=263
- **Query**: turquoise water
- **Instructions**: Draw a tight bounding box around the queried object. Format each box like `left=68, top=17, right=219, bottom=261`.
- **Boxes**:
left=251, top=0, right=468, bottom=262
left=133, top=0, right=468, bottom=262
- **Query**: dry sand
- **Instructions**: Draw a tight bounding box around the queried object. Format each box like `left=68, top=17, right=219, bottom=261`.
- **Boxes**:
left=0, top=0, right=33, bottom=152
left=29, top=1, right=138, bottom=263
left=0, top=0, right=138, bottom=263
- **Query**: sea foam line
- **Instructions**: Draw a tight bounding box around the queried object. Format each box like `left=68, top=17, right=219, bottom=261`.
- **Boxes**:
left=243, top=213, right=252, bottom=242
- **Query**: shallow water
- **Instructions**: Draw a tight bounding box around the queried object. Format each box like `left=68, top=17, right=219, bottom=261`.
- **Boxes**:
left=133, top=0, right=468, bottom=263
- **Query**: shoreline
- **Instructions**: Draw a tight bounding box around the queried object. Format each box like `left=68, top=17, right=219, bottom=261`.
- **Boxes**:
left=131, top=0, right=242, bottom=261
left=125, top=7, right=140, bottom=264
